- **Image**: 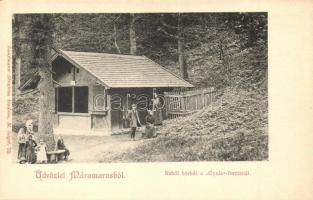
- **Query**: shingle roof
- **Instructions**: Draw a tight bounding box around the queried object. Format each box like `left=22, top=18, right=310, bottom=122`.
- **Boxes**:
left=55, top=50, right=193, bottom=88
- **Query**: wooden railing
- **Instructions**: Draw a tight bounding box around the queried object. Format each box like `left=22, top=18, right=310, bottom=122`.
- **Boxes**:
left=164, top=87, right=215, bottom=119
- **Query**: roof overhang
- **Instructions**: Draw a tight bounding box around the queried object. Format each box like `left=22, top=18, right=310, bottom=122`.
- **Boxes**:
left=50, top=49, right=111, bottom=89
left=50, top=49, right=194, bottom=89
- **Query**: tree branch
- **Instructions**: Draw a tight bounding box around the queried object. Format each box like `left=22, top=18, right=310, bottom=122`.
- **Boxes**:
left=158, top=27, right=181, bottom=40
left=160, top=18, right=179, bottom=29
left=112, top=15, right=121, bottom=23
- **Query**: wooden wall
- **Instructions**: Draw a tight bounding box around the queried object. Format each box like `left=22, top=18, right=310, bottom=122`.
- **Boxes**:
left=52, top=56, right=111, bottom=133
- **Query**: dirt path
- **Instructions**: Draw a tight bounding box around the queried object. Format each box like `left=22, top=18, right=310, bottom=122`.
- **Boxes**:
left=63, top=133, right=145, bottom=163
left=11, top=132, right=146, bottom=163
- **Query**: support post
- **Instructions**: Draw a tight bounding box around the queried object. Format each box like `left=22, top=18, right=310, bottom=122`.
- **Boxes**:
left=107, top=94, right=112, bottom=133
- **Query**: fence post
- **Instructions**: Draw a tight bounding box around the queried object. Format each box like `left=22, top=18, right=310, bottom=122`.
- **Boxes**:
left=220, top=96, right=223, bottom=110
left=209, top=87, right=213, bottom=110
left=164, top=95, right=168, bottom=118
left=202, top=90, right=205, bottom=109
left=186, top=95, right=189, bottom=112
left=181, top=95, right=185, bottom=112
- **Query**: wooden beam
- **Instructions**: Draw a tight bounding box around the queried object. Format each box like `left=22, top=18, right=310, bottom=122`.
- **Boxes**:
left=72, top=87, right=75, bottom=113
left=107, top=94, right=112, bottom=132
left=52, top=79, right=61, bottom=86
left=55, top=87, right=58, bottom=112
left=72, top=66, right=76, bottom=81
left=104, top=88, right=107, bottom=108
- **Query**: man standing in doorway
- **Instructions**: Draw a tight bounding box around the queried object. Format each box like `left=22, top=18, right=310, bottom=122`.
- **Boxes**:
left=127, top=104, right=142, bottom=140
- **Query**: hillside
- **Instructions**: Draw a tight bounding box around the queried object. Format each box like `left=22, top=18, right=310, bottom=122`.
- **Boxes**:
left=103, top=88, right=268, bottom=162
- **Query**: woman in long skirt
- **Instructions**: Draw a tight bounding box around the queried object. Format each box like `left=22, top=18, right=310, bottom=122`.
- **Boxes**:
left=17, top=127, right=27, bottom=162
left=56, top=136, right=70, bottom=160
left=152, top=94, right=163, bottom=126
left=25, top=135, right=37, bottom=164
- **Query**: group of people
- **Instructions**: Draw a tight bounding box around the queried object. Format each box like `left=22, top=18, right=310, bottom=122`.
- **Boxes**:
left=17, top=120, right=46, bottom=164
left=126, top=94, right=163, bottom=140
left=17, top=120, right=70, bottom=164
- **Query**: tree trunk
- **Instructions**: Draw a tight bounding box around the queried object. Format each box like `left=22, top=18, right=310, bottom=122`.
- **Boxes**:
left=177, top=14, right=188, bottom=80
left=178, top=39, right=188, bottom=80
left=113, top=23, right=121, bottom=53
left=30, top=15, right=55, bottom=151
left=218, top=40, right=232, bottom=86
left=14, top=58, right=21, bottom=95
left=13, top=15, right=21, bottom=96
left=38, top=64, right=55, bottom=151
left=129, top=13, right=137, bottom=55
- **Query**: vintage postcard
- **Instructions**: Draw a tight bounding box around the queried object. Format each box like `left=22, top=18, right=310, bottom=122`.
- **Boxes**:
left=0, top=0, right=312, bottom=199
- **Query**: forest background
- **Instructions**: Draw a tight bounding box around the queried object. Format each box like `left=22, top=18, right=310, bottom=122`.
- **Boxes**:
left=12, top=13, right=268, bottom=161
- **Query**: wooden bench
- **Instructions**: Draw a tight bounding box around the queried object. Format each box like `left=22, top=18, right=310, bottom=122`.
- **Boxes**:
left=46, top=150, right=66, bottom=163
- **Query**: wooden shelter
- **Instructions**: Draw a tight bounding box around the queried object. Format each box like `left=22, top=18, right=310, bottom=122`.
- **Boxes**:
left=50, top=49, right=193, bottom=135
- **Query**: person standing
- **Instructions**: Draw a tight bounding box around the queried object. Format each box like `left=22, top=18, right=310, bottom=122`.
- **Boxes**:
left=36, top=139, right=48, bottom=163
left=25, top=120, right=36, bottom=142
left=127, top=104, right=142, bottom=140
left=25, top=135, right=37, bottom=164
left=17, top=127, right=27, bottom=162
left=152, top=94, right=163, bottom=126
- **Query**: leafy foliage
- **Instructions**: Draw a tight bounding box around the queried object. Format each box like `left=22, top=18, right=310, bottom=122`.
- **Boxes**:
left=14, top=13, right=267, bottom=91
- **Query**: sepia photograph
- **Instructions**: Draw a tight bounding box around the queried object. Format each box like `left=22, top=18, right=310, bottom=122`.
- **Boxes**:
left=1, top=0, right=313, bottom=199
left=11, top=13, right=268, bottom=164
